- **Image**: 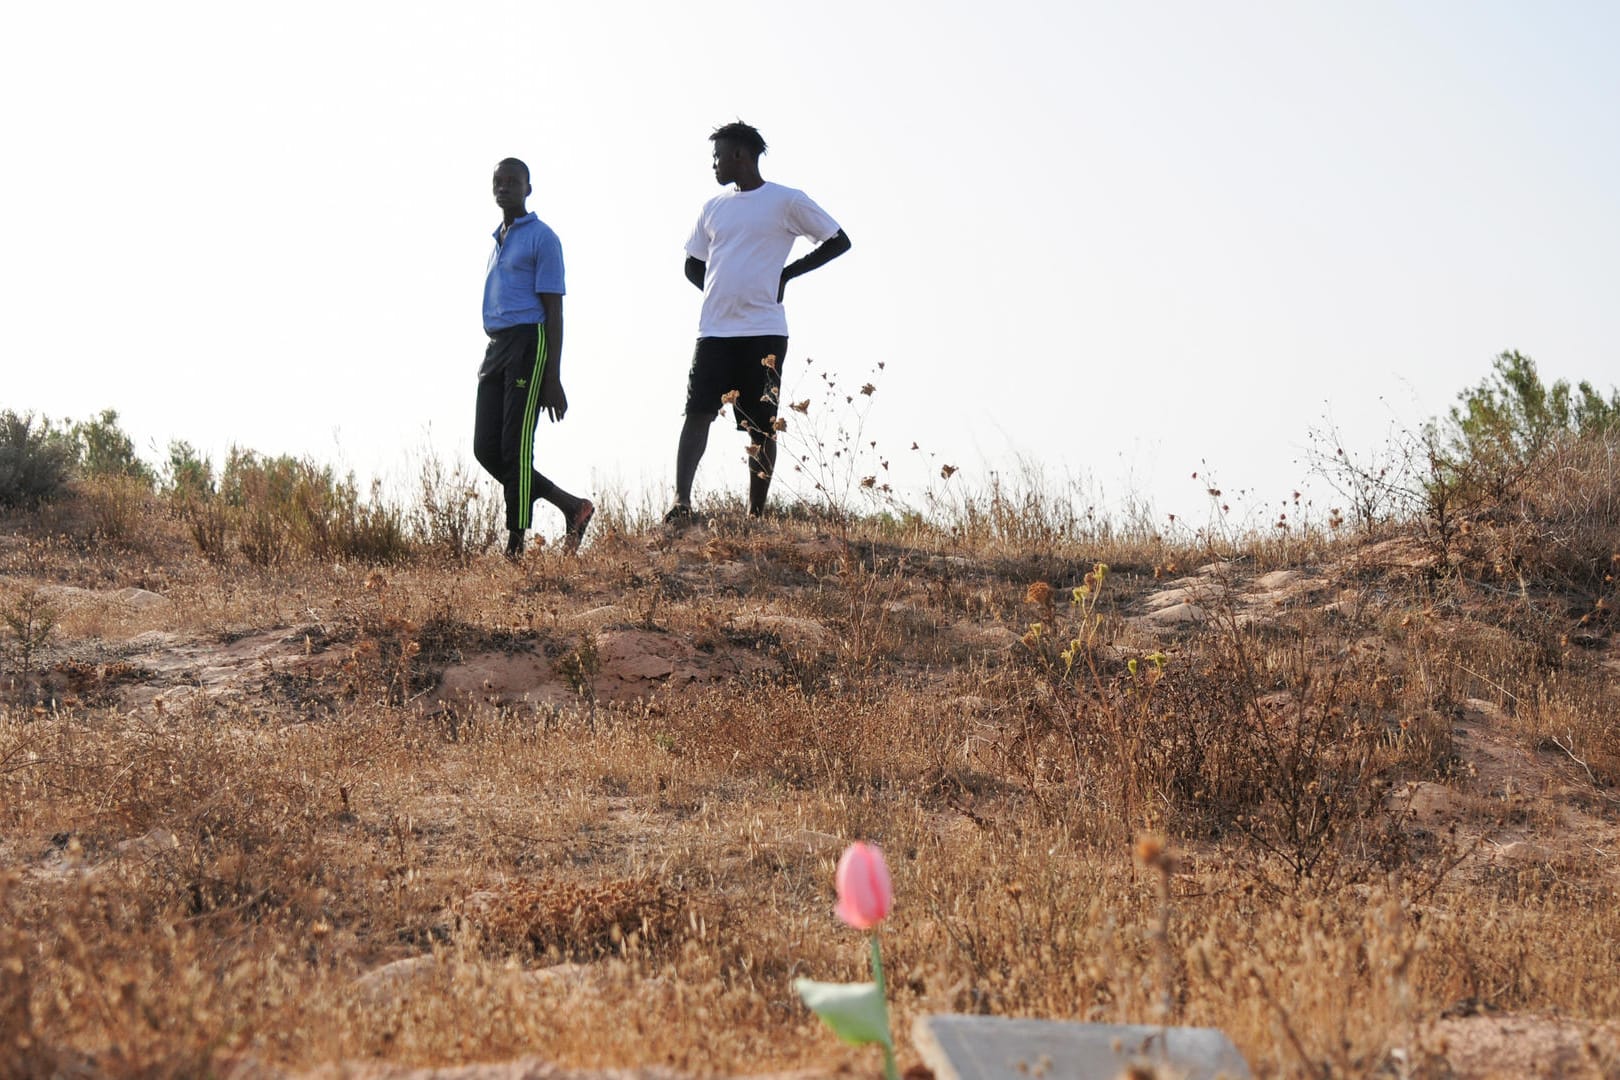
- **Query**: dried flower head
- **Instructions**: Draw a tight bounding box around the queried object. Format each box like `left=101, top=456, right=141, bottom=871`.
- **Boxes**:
left=1135, top=833, right=1173, bottom=872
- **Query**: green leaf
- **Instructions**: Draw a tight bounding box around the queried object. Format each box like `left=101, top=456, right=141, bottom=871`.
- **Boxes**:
left=793, top=978, right=893, bottom=1048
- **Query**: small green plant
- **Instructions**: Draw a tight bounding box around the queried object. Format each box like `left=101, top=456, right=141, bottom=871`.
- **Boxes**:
left=1018, top=563, right=1113, bottom=683
left=158, top=440, right=229, bottom=560
left=1307, top=355, right=1620, bottom=577
left=557, top=630, right=601, bottom=698
left=1406, top=350, right=1620, bottom=520
left=1, top=588, right=58, bottom=678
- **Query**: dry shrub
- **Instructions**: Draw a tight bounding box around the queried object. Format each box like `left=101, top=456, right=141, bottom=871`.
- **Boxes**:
left=453, top=877, right=681, bottom=960
left=0, top=872, right=43, bottom=1079
left=918, top=464, right=1181, bottom=583
left=1417, top=867, right=1620, bottom=1014
left=998, top=575, right=1452, bottom=885
left=80, top=473, right=156, bottom=548
left=1448, top=438, right=1620, bottom=592
left=180, top=493, right=230, bottom=562
left=901, top=820, right=1120, bottom=1020
left=1184, top=882, right=1426, bottom=1075
left=0, top=868, right=223, bottom=1078
left=1154, top=620, right=1439, bottom=882
left=411, top=448, right=500, bottom=563
left=652, top=680, right=936, bottom=790
left=890, top=817, right=1451, bottom=1076
left=1521, top=680, right=1620, bottom=786
left=205, top=450, right=411, bottom=566
left=0, top=713, right=351, bottom=1075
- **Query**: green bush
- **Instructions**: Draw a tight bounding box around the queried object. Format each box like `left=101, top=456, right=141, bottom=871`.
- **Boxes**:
left=1309, top=354, right=1620, bottom=579
left=0, top=411, right=75, bottom=507
left=162, top=440, right=215, bottom=502
left=70, top=408, right=155, bottom=487
left=1427, top=352, right=1620, bottom=587
left=1445, top=351, right=1620, bottom=492
left=215, top=448, right=409, bottom=565
left=340, top=480, right=410, bottom=564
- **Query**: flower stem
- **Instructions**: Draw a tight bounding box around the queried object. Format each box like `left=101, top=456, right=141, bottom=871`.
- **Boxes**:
left=869, top=932, right=900, bottom=1080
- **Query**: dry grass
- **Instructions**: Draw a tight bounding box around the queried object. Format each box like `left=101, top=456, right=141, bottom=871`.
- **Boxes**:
left=2, top=463, right=1619, bottom=1079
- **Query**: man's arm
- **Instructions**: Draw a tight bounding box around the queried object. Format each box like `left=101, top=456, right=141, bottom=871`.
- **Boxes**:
left=685, top=256, right=706, bottom=290
left=778, top=229, right=851, bottom=302
left=539, top=292, right=566, bottom=422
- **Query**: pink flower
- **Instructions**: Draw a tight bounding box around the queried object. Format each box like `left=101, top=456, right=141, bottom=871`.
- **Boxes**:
left=835, top=842, right=892, bottom=929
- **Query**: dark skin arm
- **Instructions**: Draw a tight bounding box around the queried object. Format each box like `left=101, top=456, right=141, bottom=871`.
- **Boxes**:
left=538, top=292, right=566, bottom=421
left=686, top=229, right=852, bottom=298
left=778, top=229, right=851, bottom=302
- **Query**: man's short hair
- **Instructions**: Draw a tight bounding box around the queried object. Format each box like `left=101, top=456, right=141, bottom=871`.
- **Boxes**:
left=710, top=122, right=766, bottom=158
left=496, top=157, right=531, bottom=183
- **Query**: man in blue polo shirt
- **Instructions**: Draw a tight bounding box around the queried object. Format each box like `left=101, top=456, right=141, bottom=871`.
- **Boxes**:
left=474, top=157, right=593, bottom=558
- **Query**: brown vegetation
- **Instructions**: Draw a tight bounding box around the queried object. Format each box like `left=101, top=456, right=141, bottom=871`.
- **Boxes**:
left=3, top=439, right=1619, bottom=1078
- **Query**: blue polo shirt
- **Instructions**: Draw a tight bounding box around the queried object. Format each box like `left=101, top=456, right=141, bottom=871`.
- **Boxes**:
left=482, top=213, right=566, bottom=333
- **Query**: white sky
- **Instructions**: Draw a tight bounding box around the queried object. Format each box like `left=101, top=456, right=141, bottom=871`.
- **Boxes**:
left=4, top=1, right=1617, bottom=535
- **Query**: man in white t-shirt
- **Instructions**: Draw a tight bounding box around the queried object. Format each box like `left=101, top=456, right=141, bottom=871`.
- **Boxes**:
left=667, top=121, right=852, bottom=522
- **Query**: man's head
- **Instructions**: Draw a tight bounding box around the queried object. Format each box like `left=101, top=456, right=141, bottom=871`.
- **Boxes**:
left=709, top=121, right=766, bottom=187
left=493, top=158, right=532, bottom=215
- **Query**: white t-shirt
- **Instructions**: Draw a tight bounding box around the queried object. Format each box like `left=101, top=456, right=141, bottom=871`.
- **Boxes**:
left=684, top=181, right=841, bottom=338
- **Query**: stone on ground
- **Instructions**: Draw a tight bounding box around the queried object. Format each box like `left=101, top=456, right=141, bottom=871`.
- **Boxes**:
left=913, top=1014, right=1253, bottom=1080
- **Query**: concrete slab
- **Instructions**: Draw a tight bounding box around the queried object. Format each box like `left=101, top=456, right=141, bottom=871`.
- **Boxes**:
left=913, top=1015, right=1252, bottom=1080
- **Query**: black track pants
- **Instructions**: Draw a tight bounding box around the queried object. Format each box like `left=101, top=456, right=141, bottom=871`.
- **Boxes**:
left=473, top=323, right=558, bottom=531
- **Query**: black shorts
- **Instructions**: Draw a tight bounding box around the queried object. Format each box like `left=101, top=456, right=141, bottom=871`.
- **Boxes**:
left=684, top=335, right=788, bottom=436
